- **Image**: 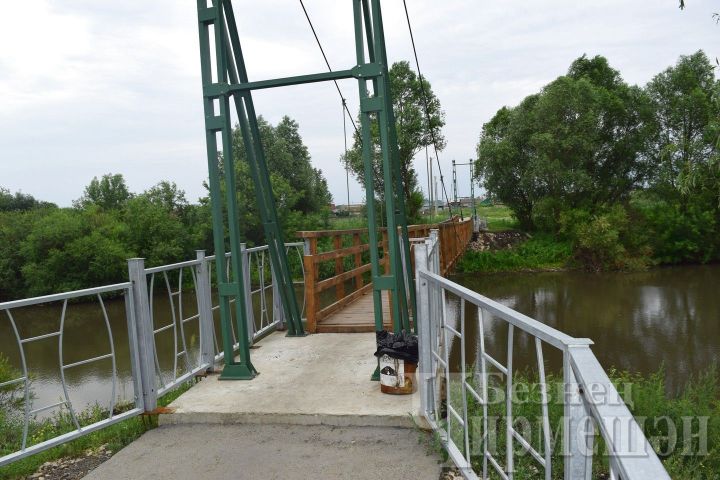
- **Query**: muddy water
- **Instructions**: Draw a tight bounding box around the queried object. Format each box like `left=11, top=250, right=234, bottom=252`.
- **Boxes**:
left=0, top=286, right=302, bottom=416
left=449, top=265, right=720, bottom=391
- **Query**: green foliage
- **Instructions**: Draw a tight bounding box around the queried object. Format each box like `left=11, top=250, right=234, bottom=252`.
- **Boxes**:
left=230, top=116, right=332, bottom=245
left=559, top=205, right=651, bottom=272
left=631, top=192, right=720, bottom=264
left=344, top=61, right=445, bottom=222
left=74, top=174, right=132, bottom=210
left=448, top=365, right=720, bottom=478
left=18, top=208, right=132, bottom=296
left=475, top=51, right=720, bottom=271
left=475, top=55, right=655, bottom=231
left=646, top=51, right=720, bottom=196
left=0, top=188, right=55, bottom=212
left=456, top=234, right=571, bottom=273
left=0, top=114, right=331, bottom=299
left=0, top=381, right=193, bottom=480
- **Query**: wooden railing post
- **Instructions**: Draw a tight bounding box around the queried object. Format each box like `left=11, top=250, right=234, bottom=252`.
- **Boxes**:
left=353, top=233, right=363, bottom=289
left=303, top=237, right=318, bottom=333
left=334, top=234, right=344, bottom=301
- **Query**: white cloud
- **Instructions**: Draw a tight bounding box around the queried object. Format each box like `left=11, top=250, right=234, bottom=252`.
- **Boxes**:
left=0, top=0, right=717, bottom=206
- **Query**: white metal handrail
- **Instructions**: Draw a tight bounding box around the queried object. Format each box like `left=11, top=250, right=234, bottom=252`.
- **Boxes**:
left=0, top=283, right=143, bottom=467
left=0, top=242, right=307, bottom=468
left=413, top=230, right=671, bottom=480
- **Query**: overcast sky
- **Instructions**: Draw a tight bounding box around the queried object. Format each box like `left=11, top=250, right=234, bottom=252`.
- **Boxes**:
left=0, top=0, right=717, bottom=207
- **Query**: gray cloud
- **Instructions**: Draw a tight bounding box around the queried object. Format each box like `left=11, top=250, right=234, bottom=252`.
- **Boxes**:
left=0, top=0, right=717, bottom=206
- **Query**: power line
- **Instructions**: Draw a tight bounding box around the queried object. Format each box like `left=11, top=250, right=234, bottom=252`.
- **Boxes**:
left=401, top=0, right=459, bottom=220
left=298, top=0, right=359, bottom=134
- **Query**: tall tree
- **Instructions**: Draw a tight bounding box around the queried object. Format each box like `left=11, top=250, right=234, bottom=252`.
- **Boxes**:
left=645, top=51, right=719, bottom=198
left=75, top=173, right=132, bottom=210
left=343, top=61, right=445, bottom=221
left=475, top=55, right=655, bottom=230
left=229, top=115, right=332, bottom=245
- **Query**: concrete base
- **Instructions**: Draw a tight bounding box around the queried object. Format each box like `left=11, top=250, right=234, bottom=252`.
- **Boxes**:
left=161, top=332, right=426, bottom=429
left=83, top=424, right=443, bottom=480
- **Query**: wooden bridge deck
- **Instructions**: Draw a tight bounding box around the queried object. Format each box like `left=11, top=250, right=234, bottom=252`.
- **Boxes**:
left=316, top=292, right=392, bottom=333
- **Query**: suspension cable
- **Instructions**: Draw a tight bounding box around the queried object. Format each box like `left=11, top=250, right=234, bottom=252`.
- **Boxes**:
left=401, top=0, right=459, bottom=221
left=298, top=0, right=359, bottom=135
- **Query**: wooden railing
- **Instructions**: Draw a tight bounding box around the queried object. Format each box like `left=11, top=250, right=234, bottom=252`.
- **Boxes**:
left=297, top=216, right=474, bottom=333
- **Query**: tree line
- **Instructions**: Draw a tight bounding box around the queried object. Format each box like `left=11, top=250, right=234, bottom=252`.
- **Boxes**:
left=475, top=51, right=720, bottom=271
left=0, top=116, right=332, bottom=300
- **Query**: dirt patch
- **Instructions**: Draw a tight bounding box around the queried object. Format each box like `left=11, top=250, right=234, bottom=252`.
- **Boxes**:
left=468, top=230, right=529, bottom=252
left=25, top=445, right=113, bottom=480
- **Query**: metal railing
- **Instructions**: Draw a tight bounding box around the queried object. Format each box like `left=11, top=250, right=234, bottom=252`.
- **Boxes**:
left=0, top=243, right=305, bottom=467
left=0, top=283, right=143, bottom=466
left=413, top=230, right=670, bottom=480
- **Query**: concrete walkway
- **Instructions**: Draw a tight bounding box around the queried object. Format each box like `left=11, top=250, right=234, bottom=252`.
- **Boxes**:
left=160, top=331, right=424, bottom=428
left=84, top=332, right=441, bottom=479
left=84, top=424, right=443, bottom=480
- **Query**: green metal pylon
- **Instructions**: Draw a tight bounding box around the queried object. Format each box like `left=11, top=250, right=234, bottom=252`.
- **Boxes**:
left=196, top=0, right=416, bottom=380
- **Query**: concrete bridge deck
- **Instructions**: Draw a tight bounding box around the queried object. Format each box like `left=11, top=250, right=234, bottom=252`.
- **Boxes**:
left=161, top=331, right=423, bottom=428
left=83, top=331, right=441, bottom=480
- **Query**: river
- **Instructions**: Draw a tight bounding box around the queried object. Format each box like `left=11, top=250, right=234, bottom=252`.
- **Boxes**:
left=450, top=264, right=720, bottom=392
left=1, top=265, right=717, bottom=415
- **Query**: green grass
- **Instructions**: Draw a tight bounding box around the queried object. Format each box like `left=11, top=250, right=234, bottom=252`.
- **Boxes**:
left=325, top=204, right=518, bottom=231
left=456, top=234, right=572, bottom=274
left=444, top=366, right=719, bottom=479
left=0, top=381, right=193, bottom=480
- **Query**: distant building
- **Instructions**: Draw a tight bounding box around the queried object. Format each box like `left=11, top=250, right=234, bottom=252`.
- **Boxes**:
left=333, top=203, right=364, bottom=216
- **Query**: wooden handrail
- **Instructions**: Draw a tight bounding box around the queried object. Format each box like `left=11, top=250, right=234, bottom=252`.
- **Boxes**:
left=299, top=216, right=474, bottom=332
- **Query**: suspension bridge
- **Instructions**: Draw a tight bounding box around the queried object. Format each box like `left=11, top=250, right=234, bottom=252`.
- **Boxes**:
left=0, top=0, right=673, bottom=479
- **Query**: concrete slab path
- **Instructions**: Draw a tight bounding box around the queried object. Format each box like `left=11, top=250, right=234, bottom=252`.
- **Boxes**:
left=83, top=423, right=444, bottom=480
left=161, top=331, right=424, bottom=428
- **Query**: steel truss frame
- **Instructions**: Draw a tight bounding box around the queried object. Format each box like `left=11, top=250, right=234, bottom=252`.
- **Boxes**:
left=196, top=0, right=415, bottom=379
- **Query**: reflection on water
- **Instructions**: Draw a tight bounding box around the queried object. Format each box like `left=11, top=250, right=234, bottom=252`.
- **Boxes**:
left=0, top=285, right=302, bottom=416
left=450, top=265, right=720, bottom=391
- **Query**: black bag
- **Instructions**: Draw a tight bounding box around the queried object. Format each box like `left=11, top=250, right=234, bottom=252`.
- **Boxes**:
left=374, top=330, right=418, bottom=363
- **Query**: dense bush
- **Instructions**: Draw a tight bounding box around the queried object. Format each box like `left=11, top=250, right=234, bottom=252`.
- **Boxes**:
left=473, top=51, right=719, bottom=272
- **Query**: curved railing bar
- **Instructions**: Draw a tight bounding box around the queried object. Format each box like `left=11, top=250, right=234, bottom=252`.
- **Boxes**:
left=148, top=273, right=166, bottom=388
left=58, top=299, right=82, bottom=432
left=6, top=310, right=30, bottom=451
left=258, top=250, right=268, bottom=331
left=97, top=293, right=117, bottom=419
left=175, top=267, right=192, bottom=370
left=162, top=271, right=179, bottom=382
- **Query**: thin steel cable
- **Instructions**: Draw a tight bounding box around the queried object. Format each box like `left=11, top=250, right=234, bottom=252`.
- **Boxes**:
left=401, top=0, right=457, bottom=220
left=343, top=99, right=351, bottom=206
left=298, top=0, right=359, bottom=135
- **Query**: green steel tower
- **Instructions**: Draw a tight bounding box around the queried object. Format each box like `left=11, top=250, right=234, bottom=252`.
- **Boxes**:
left=196, top=0, right=415, bottom=379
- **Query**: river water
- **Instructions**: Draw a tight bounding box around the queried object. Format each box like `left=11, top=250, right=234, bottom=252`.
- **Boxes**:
left=1, top=265, right=718, bottom=415
left=450, top=265, right=720, bottom=392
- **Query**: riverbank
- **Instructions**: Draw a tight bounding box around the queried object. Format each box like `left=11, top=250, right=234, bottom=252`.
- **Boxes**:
left=0, top=381, right=192, bottom=480
left=456, top=232, right=572, bottom=273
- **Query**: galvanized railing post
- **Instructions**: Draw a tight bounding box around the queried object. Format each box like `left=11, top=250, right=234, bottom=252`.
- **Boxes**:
left=414, top=239, right=432, bottom=415
left=240, top=243, right=255, bottom=342
left=564, top=347, right=594, bottom=480
left=127, top=258, right=157, bottom=412
left=196, top=250, right=215, bottom=371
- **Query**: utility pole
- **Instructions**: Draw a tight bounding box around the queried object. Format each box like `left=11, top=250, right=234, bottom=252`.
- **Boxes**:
left=452, top=159, right=458, bottom=207
left=469, top=158, right=477, bottom=219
